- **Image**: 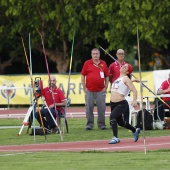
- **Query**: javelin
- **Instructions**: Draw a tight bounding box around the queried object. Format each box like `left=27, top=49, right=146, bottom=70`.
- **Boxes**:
left=137, top=25, right=147, bottom=154
left=28, top=33, right=36, bottom=141
left=40, top=34, right=63, bottom=140
left=99, top=46, right=170, bottom=108
left=29, top=33, right=47, bottom=140
left=132, top=74, right=170, bottom=109
left=64, top=31, right=75, bottom=133
left=20, top=35, right=47, bottom=140
left=21, top=36, right=31, bottom=80
left=66, top=31, right=75, bottom=99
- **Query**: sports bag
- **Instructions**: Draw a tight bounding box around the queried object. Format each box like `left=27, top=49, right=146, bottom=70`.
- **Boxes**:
left=136, top=109, right=153, bottom=130
left=30, top=127, right=50, bottom=135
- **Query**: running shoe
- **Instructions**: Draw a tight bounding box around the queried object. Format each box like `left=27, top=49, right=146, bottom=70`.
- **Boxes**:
left=133, top=128, right=140, bottom=142
left=109, top=137, right=120, bottom=144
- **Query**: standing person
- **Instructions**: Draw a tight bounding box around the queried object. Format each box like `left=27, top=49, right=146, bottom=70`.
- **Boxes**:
left=109, top=49, right=127, bottom=84
left=154, top=73, right=170, bottom=121
left=109, top=49, right=130, bottom=122
left=34, top=75, right=67, bottom=133
left=81, top=48, right=109, bottom=130
left=109, top=64, right=140, bottom=144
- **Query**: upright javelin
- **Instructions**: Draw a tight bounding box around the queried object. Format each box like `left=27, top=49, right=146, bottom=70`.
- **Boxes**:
left=136, top=25, right=147, bottom=154
left=40, top=34, right=64, bottom=140
left=64, top=32, right=75, bottom=133
left=66, top=31, right=75, bottom=99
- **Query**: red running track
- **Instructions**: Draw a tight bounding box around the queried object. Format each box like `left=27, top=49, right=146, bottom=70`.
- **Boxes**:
left=0, top=106, right=112, bottom=118
left=0, top=136, right=170, bottom=152
left=0, top=107, right=169, bottom=153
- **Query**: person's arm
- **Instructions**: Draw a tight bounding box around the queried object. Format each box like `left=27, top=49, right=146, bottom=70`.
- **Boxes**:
left=81, top=74, right=86, bottom=92
left=109, top=74, right=113, bottom=84
left=108, top=65, right=113, bottom=84
left=49, top=99, right=67, bottom=108
left=131, top=79, right=140, bottom=83
left=56, top=99, right=67, bottom=107
left=125, top=77, right=138, bottom=107
left=157, top=87, right=170, bottom=94
left=104, top=76, right=109, bottom=91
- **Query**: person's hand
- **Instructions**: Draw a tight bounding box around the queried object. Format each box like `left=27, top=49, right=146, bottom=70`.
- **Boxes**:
left=49, top=104, right=55, bottom=108
left=132, top=79, right=140, bottom=83
left=131, top=101, right=138, bottom=107
left=102, top=87, right=107, bottom=92
left=166, top=86, right=170, bottom=93
left=83, top=87, right=87, bottom=92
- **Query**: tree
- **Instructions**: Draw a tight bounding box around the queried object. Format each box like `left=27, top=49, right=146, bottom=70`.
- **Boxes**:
left=95, top=0, right=170, bottom=69
left=0, top=0, right=170, bottom=73
left=0, top=0, right=105, bottom=73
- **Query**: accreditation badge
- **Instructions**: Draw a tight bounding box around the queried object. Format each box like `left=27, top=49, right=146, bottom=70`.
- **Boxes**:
left=100, top=71, right=104, bottom=78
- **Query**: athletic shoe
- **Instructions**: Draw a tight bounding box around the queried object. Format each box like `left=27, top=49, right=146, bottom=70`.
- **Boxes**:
left=109, top=137, right=120, bottom=144
left=85, top=127, right=92, bottom=130
left=99, top=126, right=106, bottom=130
left=133, top=128, right=140, bottom=142
left=85, top=126, right=92, bottom=130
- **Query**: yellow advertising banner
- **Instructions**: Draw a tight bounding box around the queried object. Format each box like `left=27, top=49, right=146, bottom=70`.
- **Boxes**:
left=132, top=72, right=154, bottom=102
left=0, top=72, right=154, bottom=105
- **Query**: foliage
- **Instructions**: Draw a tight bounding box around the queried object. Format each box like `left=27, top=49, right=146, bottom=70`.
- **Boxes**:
left=0, top=0, right=170, bottom=73
left=95, top=0, right=170, bottom=68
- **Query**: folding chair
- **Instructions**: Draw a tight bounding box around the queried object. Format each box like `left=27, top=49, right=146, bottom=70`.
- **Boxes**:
left=128, top=97, right=151, bottom=126
left=153, top=99, right=170, bottom=129
left=58, top=98, right=71, bottom=133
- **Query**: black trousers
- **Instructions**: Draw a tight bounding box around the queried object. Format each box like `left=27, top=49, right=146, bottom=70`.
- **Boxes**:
left=34, top=108, right=57, bottom=129
left=110, top=100, right=136, bottom=138
left=154, top=100, right=170, bottom=121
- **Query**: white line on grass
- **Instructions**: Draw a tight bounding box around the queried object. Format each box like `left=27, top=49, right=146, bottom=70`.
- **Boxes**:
left=0, top=152, right=34, bottom=157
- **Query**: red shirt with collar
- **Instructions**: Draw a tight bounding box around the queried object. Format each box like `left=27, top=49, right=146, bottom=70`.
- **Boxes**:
left=109, top=61, right=127, bottom=84
left=81, top=59, right=109, bottom=92
left=42, top=86, right=66, bottom=109
left=159, top=79, right=170, bottom=101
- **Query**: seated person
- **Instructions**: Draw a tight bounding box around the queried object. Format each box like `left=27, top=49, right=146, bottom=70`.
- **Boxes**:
left=154, top=73, right=170, bottom=122
left=34, top=75, right=67, bottom=132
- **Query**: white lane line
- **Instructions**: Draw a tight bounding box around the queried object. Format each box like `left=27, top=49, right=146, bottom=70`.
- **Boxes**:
left=0, top=152, right=34, bottom=156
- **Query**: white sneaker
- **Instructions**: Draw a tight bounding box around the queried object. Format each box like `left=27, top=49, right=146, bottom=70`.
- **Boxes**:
left=109, top=137, right=120, bottom=144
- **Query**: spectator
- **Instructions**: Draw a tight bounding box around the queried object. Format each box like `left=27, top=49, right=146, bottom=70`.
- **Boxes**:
left=34, top=75, right=67, bottom=133
left=154, top=73, right=170, bottom=122
left=109, top=64, right=140, bottom=144
left=108, top=49, right=130, bottom=122
left=109, top=49, right=127, bottom=84
left=81, top=48, right=109, bottom=130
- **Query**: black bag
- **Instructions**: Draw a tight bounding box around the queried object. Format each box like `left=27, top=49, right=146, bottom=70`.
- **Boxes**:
left=30, top=127, right=50, bottom=135
left=137, top=109, right=153, bottom=130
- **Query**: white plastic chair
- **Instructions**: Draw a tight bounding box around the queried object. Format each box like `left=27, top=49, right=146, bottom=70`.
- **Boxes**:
left=127, top=97, right=151, bottom=126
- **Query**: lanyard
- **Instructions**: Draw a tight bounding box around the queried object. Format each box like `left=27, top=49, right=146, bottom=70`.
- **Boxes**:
left=93, top=63, right=103, bottom=72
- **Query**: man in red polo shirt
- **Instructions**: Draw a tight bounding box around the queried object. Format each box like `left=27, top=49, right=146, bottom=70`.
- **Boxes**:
left=109, top=49, right=127, bottom=84
left=81, top=48, right=109, bottom=130
left=154, top=73, right=170, bottom=121
left=35, top=76, right=67, bottom=132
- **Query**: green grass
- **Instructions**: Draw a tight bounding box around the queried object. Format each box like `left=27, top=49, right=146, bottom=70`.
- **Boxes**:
left=0, top=151, right=170, bottom=170
left=0, top=117, right=169, bottom=145
left=0, top=117, right=170, bottom=170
